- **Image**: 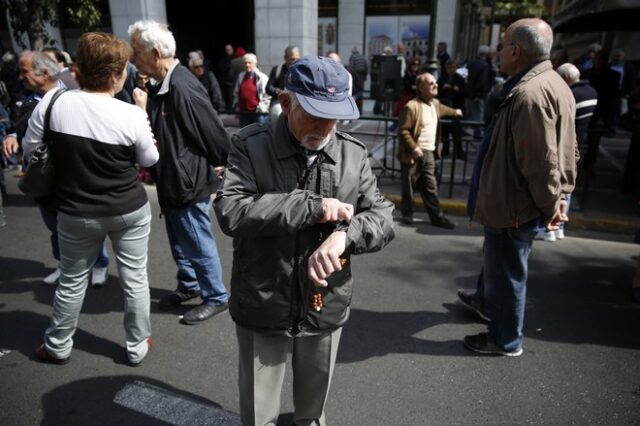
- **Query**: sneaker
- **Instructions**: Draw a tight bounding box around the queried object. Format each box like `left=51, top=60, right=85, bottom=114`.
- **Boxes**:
left=128, top=337, right=154, bottom=367
left=43, top=268, right=61, bottom=286
left=158, top=289, right=202, bottom=309
left=431, top=216, right=455, bottom=230
left=457, top=289, right=490, bottom=322
left=463, top=332, right=523, bottom=357
left=91, top=266, right=108, bottom=287
left=181, top=302, right=228, bottom=325
left=534, top=230, right=556, bottom=242
left=555, top=229, right=565, bottom=240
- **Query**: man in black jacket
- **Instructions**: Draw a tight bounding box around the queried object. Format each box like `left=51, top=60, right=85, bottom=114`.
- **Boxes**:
left=265, top=45, right=300, bottom=121
left=215, top=56, right=395, bottom=425
left=129, top=20, right=231, bottom=324
left=188, top=52, right=223, bottom=112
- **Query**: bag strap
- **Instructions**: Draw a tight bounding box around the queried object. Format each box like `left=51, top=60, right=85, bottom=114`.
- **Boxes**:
left=42, top=88, right=68, bottom=145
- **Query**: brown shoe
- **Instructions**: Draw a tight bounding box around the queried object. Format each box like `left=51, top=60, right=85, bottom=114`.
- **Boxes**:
left=35, top=343, right=70, bottom=365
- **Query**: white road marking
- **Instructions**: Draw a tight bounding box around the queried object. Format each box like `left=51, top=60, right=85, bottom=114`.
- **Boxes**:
left=114, top=381, right=241, bottom=425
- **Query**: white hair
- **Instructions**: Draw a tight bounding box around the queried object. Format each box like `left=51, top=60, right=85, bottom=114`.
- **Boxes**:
left=243, top=53, right=258, bottom=65
left=556, top=63, right=580, bottom=84
left=187, top=51, right=203, bottom=68
left=128, top=20, right=176, bottom=58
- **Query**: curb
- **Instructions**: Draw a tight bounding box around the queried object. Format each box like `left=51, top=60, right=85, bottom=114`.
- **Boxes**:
left=382, top=193, right=640, bottom=235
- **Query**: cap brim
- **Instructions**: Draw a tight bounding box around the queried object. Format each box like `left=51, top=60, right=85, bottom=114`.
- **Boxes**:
left=295, top=93, right=360, bottom=120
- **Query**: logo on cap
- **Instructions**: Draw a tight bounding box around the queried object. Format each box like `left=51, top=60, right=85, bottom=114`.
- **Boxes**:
left=285, top=56, right=360, bottom=120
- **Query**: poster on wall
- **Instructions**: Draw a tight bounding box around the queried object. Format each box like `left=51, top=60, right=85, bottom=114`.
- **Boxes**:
left=365, top=15, right=430, bottom=65
left=399, top=15, right=430, bottom=64
left=318, top=17, right=337, bottom=56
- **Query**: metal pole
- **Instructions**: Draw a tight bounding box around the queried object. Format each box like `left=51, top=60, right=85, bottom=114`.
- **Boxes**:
left=425, top=0, right=439, bottom=76
left=488, top=0, right=496, bottom=46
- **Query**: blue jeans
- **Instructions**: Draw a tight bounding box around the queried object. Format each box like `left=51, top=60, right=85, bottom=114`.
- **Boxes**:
left=164, top=199, right=228, bottom=305
left=479, top=220, right=537, bottom=352
left=40, top=205, right=109, bottom=267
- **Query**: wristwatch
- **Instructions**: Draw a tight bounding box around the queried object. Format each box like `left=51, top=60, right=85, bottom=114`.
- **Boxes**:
left=335, top=221, right=349, bottom=232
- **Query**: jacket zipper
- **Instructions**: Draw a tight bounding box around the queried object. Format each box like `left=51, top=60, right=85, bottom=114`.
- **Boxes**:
left=288, top=155, right=319, bottom=335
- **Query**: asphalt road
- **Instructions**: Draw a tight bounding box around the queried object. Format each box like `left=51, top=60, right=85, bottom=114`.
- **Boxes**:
left=1, top=171, right=639, bottom=425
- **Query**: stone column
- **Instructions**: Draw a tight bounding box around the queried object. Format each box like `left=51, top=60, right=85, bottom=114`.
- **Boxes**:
left=108, top=0, right=167, bottom=41
left=435, top=0, right=459, bottom=58
left=254, top=0, right=318, bottom=75
left=337, top=0, right=365, bottom=62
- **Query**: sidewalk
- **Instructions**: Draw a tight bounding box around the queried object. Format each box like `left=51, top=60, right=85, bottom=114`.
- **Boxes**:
left=375, top=132, right=640, bottom=235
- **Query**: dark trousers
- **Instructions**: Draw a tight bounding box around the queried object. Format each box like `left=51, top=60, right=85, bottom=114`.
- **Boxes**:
left=400, top=149, right=443, bottom=221
left=441, top=122, right=464, bottom=158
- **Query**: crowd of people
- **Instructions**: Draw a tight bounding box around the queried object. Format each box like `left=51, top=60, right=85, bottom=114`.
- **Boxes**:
left=0, top=14, right=638, bottom=425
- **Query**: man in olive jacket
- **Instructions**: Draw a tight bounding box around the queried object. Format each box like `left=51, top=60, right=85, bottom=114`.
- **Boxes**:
left=215, top=56, right=394, bottom=425
left=459, top=19, right=577, bottom=356
left=397, top=72, right=463, bottom=228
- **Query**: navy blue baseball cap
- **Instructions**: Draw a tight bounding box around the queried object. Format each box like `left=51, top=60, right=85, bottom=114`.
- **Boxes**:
left=285, top=56, right=360, bottom=120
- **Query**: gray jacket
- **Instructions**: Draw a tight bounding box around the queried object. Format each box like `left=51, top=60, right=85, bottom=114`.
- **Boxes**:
left=214, top=116, right=395, bottom=334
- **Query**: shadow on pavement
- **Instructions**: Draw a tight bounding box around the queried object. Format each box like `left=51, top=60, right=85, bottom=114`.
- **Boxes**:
left=337, top=306, right=472, bottom=362
left=40, top=375, right=240, bottom=426
left=0, top=310, right=130, bottom=365
left=526, top=254, right=640, bottom=349
left=0, top=256, right=49, bottom=283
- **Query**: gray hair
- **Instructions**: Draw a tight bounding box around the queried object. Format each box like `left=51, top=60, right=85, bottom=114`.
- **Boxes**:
left=128, top=20, right=176, bottom=58
left=2, top=51, right=16, bottom=63
left=478, top=45, right=490, bottom=56
left=556, top=63, right=580, bottom=84
left=283, top=89, right=300, bottom=111
left=588, top=43, right=601, bottom=54
left=510, top=24, right=553, bottom=61
left=284, top=45, right=300, bottom=58
left=187, top=51, right=203, bottom=68
left=31, top=51, right=60, bottom=79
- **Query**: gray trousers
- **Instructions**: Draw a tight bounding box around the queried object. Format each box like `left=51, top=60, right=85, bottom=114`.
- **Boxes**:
left=44, top=202, right=152, bottom=364
left=236, top=324, right=342, bottom=426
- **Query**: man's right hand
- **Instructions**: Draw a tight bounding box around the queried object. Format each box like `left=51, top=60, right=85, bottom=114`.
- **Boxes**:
left=412, top=147, right=424, bottom=159
left=3, top=136, right=18, bottom=158
left=320, top=198, right=354, bottom=224
left=132, top=87, right=148, bottom=111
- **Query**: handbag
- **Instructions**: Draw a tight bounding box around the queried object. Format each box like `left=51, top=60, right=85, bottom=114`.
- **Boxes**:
left=18, top=88, right=67, bottom=199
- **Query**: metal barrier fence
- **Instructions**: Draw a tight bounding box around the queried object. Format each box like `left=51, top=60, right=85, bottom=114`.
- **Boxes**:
left=344, top=116, right=486, bottom=198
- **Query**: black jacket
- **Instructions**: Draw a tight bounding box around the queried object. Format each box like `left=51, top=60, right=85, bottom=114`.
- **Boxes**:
left=214, top=116, right=395, bottom=334
left=198, top=70, right=223, bottom=112
left=148, top=65, right=230, bottom=211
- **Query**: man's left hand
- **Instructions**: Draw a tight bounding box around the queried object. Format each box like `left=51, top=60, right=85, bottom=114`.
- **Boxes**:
left=214, top=166, right=225, bottom=180
left=455, top=109, right=463, bottom=118
left=308, top=231, right=347, bottom=288
left=546, top=200, right=569, bottom=230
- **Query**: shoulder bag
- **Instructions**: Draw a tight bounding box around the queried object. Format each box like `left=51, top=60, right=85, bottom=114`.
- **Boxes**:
left=18, top=88, right=67, bottom=199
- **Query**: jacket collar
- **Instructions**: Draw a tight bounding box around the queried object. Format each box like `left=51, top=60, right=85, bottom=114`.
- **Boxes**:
left=503, top=60, right=551, bottom=102
left=157, top=59, right=180, bottom=95
left=274, top=115, right=338, bottom=164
